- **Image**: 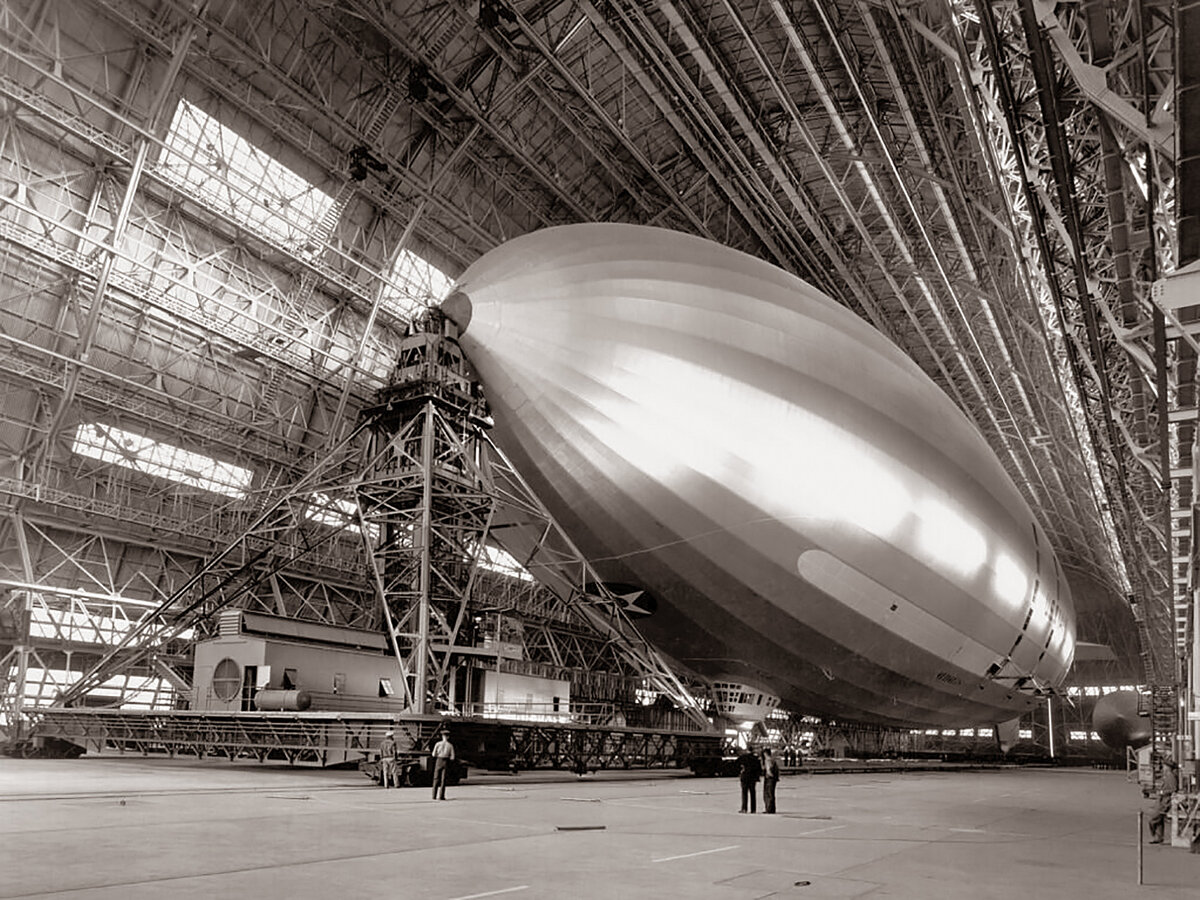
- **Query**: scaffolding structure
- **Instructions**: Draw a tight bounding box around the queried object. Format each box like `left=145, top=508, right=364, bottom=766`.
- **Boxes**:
left=4, top=310, right=713, bottom=760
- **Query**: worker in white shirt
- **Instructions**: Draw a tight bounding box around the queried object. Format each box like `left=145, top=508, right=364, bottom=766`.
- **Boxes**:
left=431, top=728, right=455, bottom=800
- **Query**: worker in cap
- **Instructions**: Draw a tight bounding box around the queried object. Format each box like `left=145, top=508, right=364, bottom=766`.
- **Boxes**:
left=431, top=727, right=456, bottom=800
left=379, top=729, right=399, bottom=789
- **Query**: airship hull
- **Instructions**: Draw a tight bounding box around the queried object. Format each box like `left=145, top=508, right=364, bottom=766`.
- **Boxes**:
left=444, top=223, right=1075, bottom=728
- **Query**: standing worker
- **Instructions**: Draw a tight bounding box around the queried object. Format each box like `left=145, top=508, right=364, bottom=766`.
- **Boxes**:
left=761, top=748, right=780, bottom=814
left=379, top=730, right=398, bottom=788
left=737, top=747, right=762, bottom=814
left=1148, top=757, right=1179, bottom=844
left=431, top=727, right=456, bottom=801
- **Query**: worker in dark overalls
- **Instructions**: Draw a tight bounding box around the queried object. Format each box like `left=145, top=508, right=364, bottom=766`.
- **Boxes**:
left=761, top=748, right=780, bottom=814
left=1148, top=757, right=1179, bottom=843
left=737, top=748, right=761, bottom=813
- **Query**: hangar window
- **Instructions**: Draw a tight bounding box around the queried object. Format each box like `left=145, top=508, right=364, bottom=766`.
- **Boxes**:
left=72, top=423, right=253, bottom=498
left=22, top=666, right=175, bottom=710
left=477, top=543, right=533, bottom=581
left=306, top=492, right=360, bottom=530
left=159, top=99, right=335, bottom=251
left=306, top=492, right=382, bottom=541
left=380, top=248, right=454, bottom=321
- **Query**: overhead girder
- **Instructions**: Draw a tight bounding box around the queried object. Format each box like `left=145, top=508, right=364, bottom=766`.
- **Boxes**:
left=999, top=0, right=1176, bottom=679
left=961, top=6, right=1139, bottom=593
left=637, top=0, right=1009, bottom=446
left=93, top=0, right=487, bottom=285
left=882, top=7, right=1100, bottom=543
left=578, top=0, right=841, bottom=284
left=796, top=0, right=1063, bottom=530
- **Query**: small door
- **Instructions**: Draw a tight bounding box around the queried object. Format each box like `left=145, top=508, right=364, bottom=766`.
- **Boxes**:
left=241, top=665, right=258, bottom=711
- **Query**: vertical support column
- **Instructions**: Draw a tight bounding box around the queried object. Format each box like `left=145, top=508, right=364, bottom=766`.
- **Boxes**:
left=1180, top=0, right=1200, bottom=779
left=1178, top=1, right=1200, bottom=264
left=1047, top=696, right=1056, bottom=758
left=1192, top=577, right=1199, bottom=759
left=414, top=401, right=436, bottom=715
left=0, top=514, right=37, bottom=738
left=0, top=589, right=31, bottom=739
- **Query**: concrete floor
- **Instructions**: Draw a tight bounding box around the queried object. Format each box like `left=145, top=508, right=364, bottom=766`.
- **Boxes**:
left=0, top=756, right=1196, bottom=899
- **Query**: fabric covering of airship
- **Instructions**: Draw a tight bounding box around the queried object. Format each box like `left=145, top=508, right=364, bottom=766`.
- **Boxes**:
left=441, top=223, right=1075, bottom=728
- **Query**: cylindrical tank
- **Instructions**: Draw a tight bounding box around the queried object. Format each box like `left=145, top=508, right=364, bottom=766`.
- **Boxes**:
left=254, top=689, right=312, bottom=711
left=1092, top=689, right=1151, bottom=751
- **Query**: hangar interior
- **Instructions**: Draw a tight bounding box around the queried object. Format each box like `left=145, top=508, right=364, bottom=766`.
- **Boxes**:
left=0, top=0, right=1196, bottom=789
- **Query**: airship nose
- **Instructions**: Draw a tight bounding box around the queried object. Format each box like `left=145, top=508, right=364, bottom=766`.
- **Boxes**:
left=442, top=290, right=473, bottom=333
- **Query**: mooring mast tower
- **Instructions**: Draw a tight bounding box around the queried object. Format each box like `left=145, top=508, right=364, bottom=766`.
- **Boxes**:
left=356, top=311, right=492, bottom=714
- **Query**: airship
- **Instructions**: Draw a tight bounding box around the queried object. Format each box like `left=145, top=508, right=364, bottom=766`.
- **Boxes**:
left=441, top=223, right=1075, bottom=728
left=1092, top=690, right=1152, bottom=751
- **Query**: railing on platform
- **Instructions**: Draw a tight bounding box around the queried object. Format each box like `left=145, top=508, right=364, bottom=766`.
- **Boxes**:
left=448, top=699, right=708, bottom=731
left=29, top=708, right=396, bottom=766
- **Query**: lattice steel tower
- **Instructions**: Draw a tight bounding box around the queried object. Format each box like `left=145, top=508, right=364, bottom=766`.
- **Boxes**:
left=356, top=311, right=493, bottom=715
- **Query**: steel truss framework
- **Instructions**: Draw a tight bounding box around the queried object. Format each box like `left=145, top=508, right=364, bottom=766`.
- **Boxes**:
left=505, top=721, right=718, bottom=771
left=3, top=310, right=707, bottom=735
left=356, top=321, right=497, bottom=714
left=0, top=0, right=1191, bottom=742
left=30, top=708, right=394, bottom=766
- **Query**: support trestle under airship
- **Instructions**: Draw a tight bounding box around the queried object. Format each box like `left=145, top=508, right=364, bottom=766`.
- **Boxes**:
left=441, top=223, right=1075, bottom=728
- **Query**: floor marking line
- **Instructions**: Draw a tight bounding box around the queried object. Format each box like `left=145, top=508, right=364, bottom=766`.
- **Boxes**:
left=652, top=844, right=739, bottom=863
left=798, top=824, right=846, bottom=836
left=442, top=816, right=542, bottom=832
left=447, top=886, right=529, bottom=900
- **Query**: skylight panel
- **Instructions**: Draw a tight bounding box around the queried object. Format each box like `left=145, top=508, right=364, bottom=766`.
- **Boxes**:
left=379, top=248, right=454, bottom=320
left=306, top=492, right=359, bottom=530
left=307, top=492, right=383, bottom=542
left=72, top=423, right=253, bottom=498
left=159, top=99, right=335, bottom=250
left=479, top=544, right=533, bottom=581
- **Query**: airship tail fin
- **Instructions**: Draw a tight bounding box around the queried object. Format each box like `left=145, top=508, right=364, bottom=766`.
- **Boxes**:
left=994, top=717, right=1022, bottom=753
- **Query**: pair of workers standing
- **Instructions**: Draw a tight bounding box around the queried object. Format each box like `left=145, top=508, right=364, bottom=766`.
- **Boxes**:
left=378, top=727, right=456, bottom=799
left=738, top=747, right=780, bottom=814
